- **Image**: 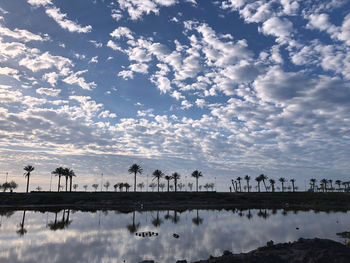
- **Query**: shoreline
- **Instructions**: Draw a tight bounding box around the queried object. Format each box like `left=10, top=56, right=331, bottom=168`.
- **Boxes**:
left=0, top=192, right=349, bottom=211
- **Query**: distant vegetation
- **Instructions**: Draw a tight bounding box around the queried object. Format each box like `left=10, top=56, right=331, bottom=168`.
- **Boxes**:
left=2, top=163, right=349, bottom=193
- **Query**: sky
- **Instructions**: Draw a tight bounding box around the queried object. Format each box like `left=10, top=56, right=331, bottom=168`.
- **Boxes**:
left=0, top=0, right=350, bottom=192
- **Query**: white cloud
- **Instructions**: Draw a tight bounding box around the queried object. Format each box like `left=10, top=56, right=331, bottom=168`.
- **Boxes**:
left=0, top=66, right=20, bottom=80
left=19, top=51, right=73, bottom=72
left=36, top=87, right=61, bottom=96
left=260, top=17, right=293, bottom=43
left=89, top=40, right=103, bottom=48
left=88, top=56, right=98, bottom=64
left=63, top=70, right=97, bottom=90
left=0, top=25, right=49, bottom=42
left=45, top=6, right=92, bottom=33
left=110, top=26, right=134, bottom=40
left=117, top=0, right=177, bottom=20
left=27, top=0, right=52, bottom=6
left=42, top=72, right=59, bottom=86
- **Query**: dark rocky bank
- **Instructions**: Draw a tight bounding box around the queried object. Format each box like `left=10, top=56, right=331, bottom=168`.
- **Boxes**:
left=140, top=238, right=350, bottom=263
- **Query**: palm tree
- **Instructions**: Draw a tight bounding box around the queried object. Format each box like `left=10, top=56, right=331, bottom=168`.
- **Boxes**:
left=290, top=179, right=296, bottom=192
left=255, top=176, right=262, bottom=192
left=335, top=180, right=342, bottom=191
left=63, top=168, right=70, bottom=191
left=244, top=175, right=251, bottom=192
left=236, top=177, right=242, bottom=192
left=165, top=175, right=172, bottom=192
left=191, top=170, right=203, bottom=192
left=188, top=182, right=193, bottom=191
left=124, top=183, right=131, bottom=192
left=258, top=174, right=268, bottom=192
left=149, top=183, right=156, bottom=192
left=279, top=177, right=286, bottom=192
left=67, top=168, right=76, bottom=192
left=178, top=183, right=185, bottom=191
left=73, top=184, right=78, bottom=191
left=328, top=179, right=333, bottom=192
left=52, top=167, right=65, bottom=192
left=159, top=183, right=165, bottom=191
left=269, top=179, right=275, bottom=192
left=310, top=178, right=317, bottom=191
left=171, top=172, right=181, bottom=192
left=92, top=184, right=98, bottom=191
left=83, top=185, right=88, bottom=191
left=128, top=164, right=143, bottom=192
left=104, top=181, right=110, bottom=191
left=137, top=182, right=145, bottom=191
left=320, top=179, right=328, bottom=192
left=23, top=165, right=34, bottom=193
left=152, top=169, right=164, bottom=192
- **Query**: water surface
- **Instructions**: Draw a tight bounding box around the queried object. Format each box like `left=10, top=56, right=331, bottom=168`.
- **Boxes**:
left=0, top=208, right=349, bottom=262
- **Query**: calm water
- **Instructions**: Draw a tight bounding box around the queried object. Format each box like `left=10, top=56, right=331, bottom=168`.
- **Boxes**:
left=0, top=208, right=349, bottom=262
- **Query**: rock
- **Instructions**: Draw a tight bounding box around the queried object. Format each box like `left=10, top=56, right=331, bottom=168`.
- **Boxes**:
left=192, top=238, right=350, bottom=263
left=266, top=240, right=274, bottom=247
left=173, top=233, right=179, bottom=238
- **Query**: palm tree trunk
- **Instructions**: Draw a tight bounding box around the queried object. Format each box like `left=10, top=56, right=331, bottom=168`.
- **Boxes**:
left=175, top=178, right=177, bottom=192
left=58, top=175, right=61, bottom=192
left=281, top=183, right=284, bottom=192
left=134, top=172, right=136, bottom=192
left=263, top=181, right=267, bottom=192
left=167, top=180, right=169, bottom=192
left=196, top=178, right=198, bottom=192
left=69, top=177, right=72, bottom=192
left=65, top=177, right=68, bottom=191
left=157, top=178, right=159, bottom=192
left=247, top=180, right=250, bottom=192
left=26, top=176, right=30, bottom=193
left=258, top=182, right=260, bottom=192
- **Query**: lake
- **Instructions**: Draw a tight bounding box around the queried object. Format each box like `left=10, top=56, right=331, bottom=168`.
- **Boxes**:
left=0, top=208, right=349, bottom=262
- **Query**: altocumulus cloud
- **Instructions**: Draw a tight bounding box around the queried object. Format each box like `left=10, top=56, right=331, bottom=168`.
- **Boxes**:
left=0, top=0, right=349, bottom=191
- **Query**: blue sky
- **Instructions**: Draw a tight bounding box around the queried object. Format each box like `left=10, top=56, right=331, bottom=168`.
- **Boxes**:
left=0, top=0, right=350, bottom=191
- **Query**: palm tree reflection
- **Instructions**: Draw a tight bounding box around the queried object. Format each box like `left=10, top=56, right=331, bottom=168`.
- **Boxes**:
left=151, top=211, right=163, bottom=227
left=127, top=211, right=140, bottom=234
left=48, top=210, right=72, bottom=231
left=192, top=210, right=203, bottom=226
left=16, top=210, right=27, bottom=236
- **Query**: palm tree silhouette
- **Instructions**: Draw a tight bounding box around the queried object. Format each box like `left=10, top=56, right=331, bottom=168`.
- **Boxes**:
left=152, top=169, right=164, bottom=192
left=104, top=181, right=110, bottom=191
left=128, top=164, right=143, bottom=192
left=279, top=177, right=286, bottom=192
left=171, top=172, right=181, bottom=192
left=236, top=177, right=242, bottom=192
left=335, top=180, right=342, bottom=191
left=321, top=179, right=328, bottom=192
left=191, top=170, right=203, bottom=192
left=137, top=182, right=145, bottom=191
left=92, top=184, right=98, bottom=191
left=52, top=167, right=65, bottom=192
left=259, top=174, right=268, bottom=192
left=165, top=175, right=172, bottom=192
left=159, top=183, right=165, bottom=191
left=67, top=169, right=76, bottom=192
left=244, top=175, right=251, bottom=192
left=23, top=165, right=34, bottom=193
left=290, top=179, right=296, bottom=192
left=188, top=182, right=193, bottom=191
left=269, top=179, right=275, bottom=192
left=328, top=179, right=333, bottom=192
left=63, top=168, right=70, bottom=192
left=255, top=176, right=262, bottom=192
left=310, top=178, right=317, bottom=191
